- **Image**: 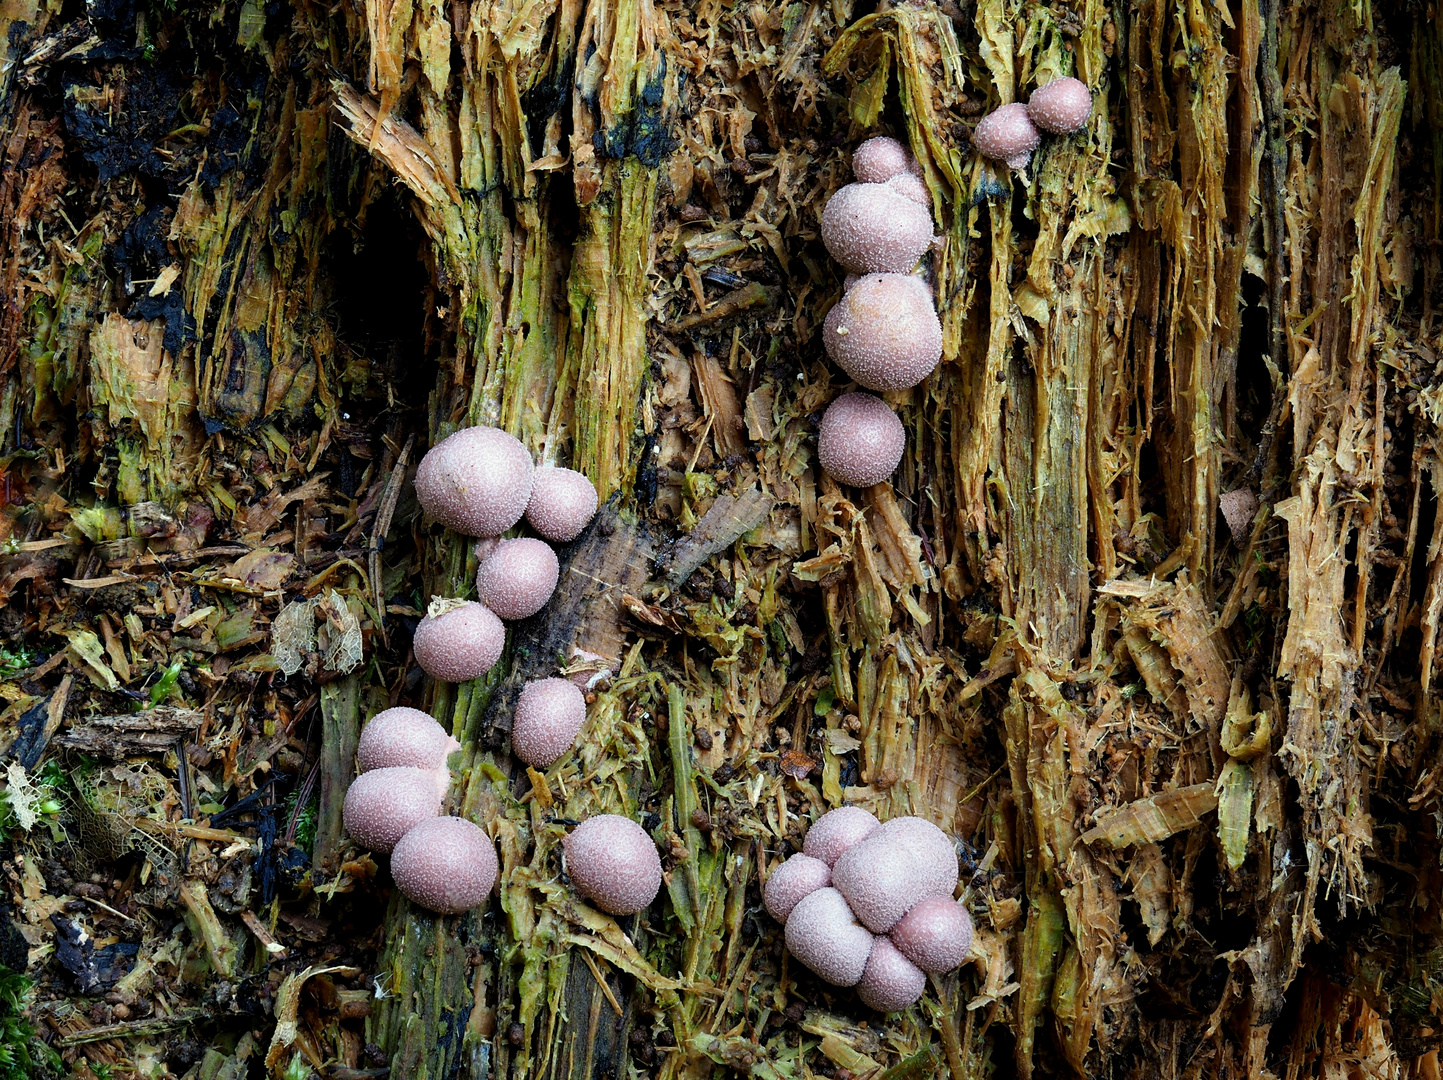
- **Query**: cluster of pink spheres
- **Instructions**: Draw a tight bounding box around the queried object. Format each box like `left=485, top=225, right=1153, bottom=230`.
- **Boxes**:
left=765, top=807, right=975, bottom=1012
left=410, top=425, right=600, bottom=769
left=972, top=77, right=1093, bottom=169
left=340, top=427, right=663, bottom=918
left=341, top=702, right=661, bottom=916
left=814, top=135, right=937, bottom=488
left=341, top=707, right=492, bottom=913
left=338, top=90, right=1087, bottom=957
left=813, top=77, right=1092, bottom=489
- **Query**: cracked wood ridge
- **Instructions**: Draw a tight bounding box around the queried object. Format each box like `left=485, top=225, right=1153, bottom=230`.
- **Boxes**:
left=0, top=0, right=1440, bottom=1078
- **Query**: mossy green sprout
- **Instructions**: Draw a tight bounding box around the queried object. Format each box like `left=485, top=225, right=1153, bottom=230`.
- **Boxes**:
left=0, top=648, right=33, bottom=681
left=0, top=966, right=61, bottom=1079
left=148, top=659, right=185, bottom=706
left=284, top=787, right=319, bottom=853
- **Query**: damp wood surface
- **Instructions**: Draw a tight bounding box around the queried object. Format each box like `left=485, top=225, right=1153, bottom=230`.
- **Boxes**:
left=0, top=0, right=1439, bottom=1078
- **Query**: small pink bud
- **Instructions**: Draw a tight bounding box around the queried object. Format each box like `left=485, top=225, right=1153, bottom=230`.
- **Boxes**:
left=1027, top=77, right=1092, bottom=135
left=342, top=766, right=447, bottom=854
left=390, top=816, right=499, bottom=914
left=857, top=937, right=927, bottom=1012
left=783, top=887, right=875, bottom=987
left=817, top=394, right=905, bottom=489
left=413, top=426, right=534, bottom=538
left=874, top=816, right=959, bottom=900
left=357, top=707, right=460, bottom=772
left=412, top=601, right=505, bottom=683
left=763, top=853, right=832, bottom=923
left=526, top=467, right=599, bottom=542
left=889, top=897, right=974, bottom=973
left=973, top=103, right=1041, bottom=170
left=476, top=538, right=560, bottom=620
left=851, top=136, right=919, bottom=184
left=885, top=172, right=930, bottom=207
left=511, top=677, right=587, bottom=768
left=831, top=834, right=929, bottom=933
left=802, top=806, right=881, bottom=867
left=823, top=273, right=941, bottom=392
left=564, top=815, right=663, bottom=915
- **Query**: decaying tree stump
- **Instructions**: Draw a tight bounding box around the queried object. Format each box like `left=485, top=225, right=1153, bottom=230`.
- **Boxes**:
left=2, top=0, right=1443, bottom=1077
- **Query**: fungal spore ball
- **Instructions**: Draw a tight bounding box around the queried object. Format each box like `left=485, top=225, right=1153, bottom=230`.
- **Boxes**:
left=851, top=136, right=918, bottom=184
left=342, top=766, right=448, bottom=854
left=973, top=102, right=1042, bottom=169
left=817, top=393, right=906, bottom=489
left=802, top=806, right=881, bottom=867
left=390, top=816, right=499, bottom=914
left=857, top=936, right=927, bottom=1012
left=413, top=426, right=534, bottom=537
left=823, top=272, right=942, bottom=392
left=563, top=814, right=663, bottom=915
left=889, top=897, right=975, bottom=973
left=476, top=538, right=560, bottom=621
left=763, top=853, right=832, bottom=924
left=783, top=887, right=876, bottom=987
left=884, top=172, right=930, bottom=208
left=357, top=707, right=459, bottom=772
left=874, top=816, right=959, bottom=900
left=511, top=677, right=587, bottom=768
left=820, top=183, right=934, bottom=276
left=830, top=834, right=929, bottom=933
left=526, top=467, right=599, bottom=543
left=1027, top=77, right=1092, bottom=135
left=412, top=600, right=506, bottom=683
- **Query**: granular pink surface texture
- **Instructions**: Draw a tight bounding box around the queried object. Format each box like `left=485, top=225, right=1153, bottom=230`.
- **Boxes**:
left=511, top=677, right=587, bottom=767
left=412, top=602, right=505, bottom=683
left=526, top=466, right=599, bottom=542
left=783, top=887, right=875, bottom=987
left=564, top=815, right=663, bottom=915
left=851, top=136, right=916, bottom=183
left=890, top=897, right=975, bottom=973
left=763, top=853, right=832, bottom=923
left=974, top=103, right=1041, bottom=169
left=357, top=707, right=459, bottom=772
left=823, top=273, right=941, bottom=392
left=802, top=806, right=881, bottom=867
left=342, top=766, right=447, bottom=854
left=1027, top=77, right=1092, bottom=135
left=817, top=394, right=906, bottom=489
left=476, top=538, right=560, bottom=620
left=391, top=816, right=498, bottom=914
left=820, top=183, right=933, bottom=275
left=413, top=426, right=534, bottom=537
left=857, top=937, right=927, bottom=1012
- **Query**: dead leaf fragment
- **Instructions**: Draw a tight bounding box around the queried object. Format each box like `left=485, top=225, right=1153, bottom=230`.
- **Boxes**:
left=316, top=590, right=363, bottom=674
left=1219, top=487, right=1258, bottom=540
left=265, top=964, right=361, bottom=1069
left=4, top=763, right=41, bottom=831
left=223, top=547, right=295, bottom=591
left=64, top=629, right=120, bottom=691
left=1080, top=783, right=1220, bottom=848
left=780, top=750, right=817, bottom=780
left=148, top=263, right=181, bottom=296
left=1216, top=758, right=1254, bottom=871
left=271, top=597, right=316, bottom=677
